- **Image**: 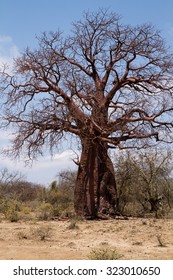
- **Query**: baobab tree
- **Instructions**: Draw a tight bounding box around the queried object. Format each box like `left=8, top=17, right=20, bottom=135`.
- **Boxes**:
left=1, top=9, right=173, bottom=219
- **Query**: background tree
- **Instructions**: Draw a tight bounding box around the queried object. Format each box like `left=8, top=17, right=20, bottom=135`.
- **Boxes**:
left=1, top=9, right=173, bottom=219
left=114, top=149, right=173, bottom=217
left=0, top=168, right=24, bottom=186
left=113, top=152, right=136, bottom=214
left=132, top=150, right=173, bottom=217
left=0, top=167, right=43, bottom=201
left=45, top=172, right=75, bottom=218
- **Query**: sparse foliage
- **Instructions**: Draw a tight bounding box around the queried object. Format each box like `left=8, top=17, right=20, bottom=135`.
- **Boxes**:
left=114, top=149, right=173, bottom=217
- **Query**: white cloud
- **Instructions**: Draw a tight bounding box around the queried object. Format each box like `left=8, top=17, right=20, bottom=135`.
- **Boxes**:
left=0, top=130, right=14, bottom=142
left=0, top=127, right=80, bottom=186
left=27, top=150, right=79, bottom=185
left=0, top=35, right=12, bottom=44
left=0, top=149, right=80, bottom=186
left=0, top=34, right=19, bottom=72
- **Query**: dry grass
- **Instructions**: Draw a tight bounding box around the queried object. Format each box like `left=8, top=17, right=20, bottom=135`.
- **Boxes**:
left=88, top=247, right=123, bottom=260
left=0, top=218, right=173, bottom=259
left=31, top=225, right=53, bottom=241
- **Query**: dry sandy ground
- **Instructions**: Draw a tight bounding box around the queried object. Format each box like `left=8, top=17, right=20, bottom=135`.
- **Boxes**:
left=0, top=218, right=173, bottom=260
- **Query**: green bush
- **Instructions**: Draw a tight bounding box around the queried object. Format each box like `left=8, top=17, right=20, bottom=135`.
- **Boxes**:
left=37, top=202, right=53, bottom=220
left=5, top=208, right=19, bottom=222
left=1, top=199, right=21, bottom=222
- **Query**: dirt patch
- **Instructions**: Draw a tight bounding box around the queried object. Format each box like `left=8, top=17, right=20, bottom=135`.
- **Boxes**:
left=0, top=218, right=173, bottom=260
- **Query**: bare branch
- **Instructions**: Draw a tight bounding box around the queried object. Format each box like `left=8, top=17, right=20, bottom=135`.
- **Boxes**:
left=1, top=9, right=173, bottom=161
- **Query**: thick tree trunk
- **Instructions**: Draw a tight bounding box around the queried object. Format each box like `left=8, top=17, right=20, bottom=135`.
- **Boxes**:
left=74, top=138, right=117, bottom=219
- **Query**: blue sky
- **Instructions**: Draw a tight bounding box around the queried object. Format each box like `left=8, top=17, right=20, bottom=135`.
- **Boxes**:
left=0, top=0, right=173, bottom=185
left=1, top=0, right=173, bottom=49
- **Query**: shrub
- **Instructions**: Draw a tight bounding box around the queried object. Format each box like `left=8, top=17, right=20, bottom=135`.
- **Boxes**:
left=67, top=220, right=79, bottom=230
left=21, top=206, right=32, bottom=215
left=17, top=231, right=28, bottom=239
left=5, top=208, right=19, bottom=222
left=88, top=247, right=123, bottom=260
left=37, top=203, right=53, bottom=220
left=31, top=225, right=52, bottom=241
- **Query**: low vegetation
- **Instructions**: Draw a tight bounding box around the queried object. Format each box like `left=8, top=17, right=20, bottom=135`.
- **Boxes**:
left=67, top=220, right=79, bottom=230
left=88, top=247, right=123, bottom=260
left=0, top=149, right=173, bottom=222
left=31, top=225, right=53, bottom=241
